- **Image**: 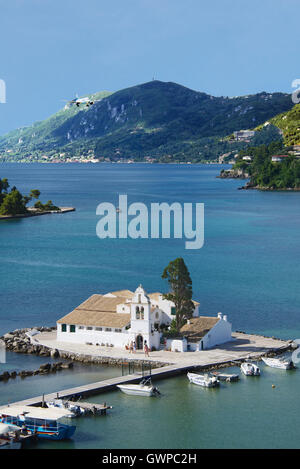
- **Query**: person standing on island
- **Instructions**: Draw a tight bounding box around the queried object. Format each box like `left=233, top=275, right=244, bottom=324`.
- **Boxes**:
left=144, top=340, right=150, bottom=357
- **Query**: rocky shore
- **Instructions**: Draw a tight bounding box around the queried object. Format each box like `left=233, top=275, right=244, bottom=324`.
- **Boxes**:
left=218, top=168, right=250, bottom=179
left=0, top=327, right=167, bottom=378
left=0, top=207, right=75, bottom=221
left=0, top=361, right=74, bottom=382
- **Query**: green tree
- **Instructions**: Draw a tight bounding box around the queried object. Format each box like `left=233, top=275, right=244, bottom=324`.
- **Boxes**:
left=0, top=189, right=27, bottom=215
left=162, top=257, right=194, bottom=330
left=0, top=178, right=9, bottom=204
left=29, top=189, right=41, bottom=200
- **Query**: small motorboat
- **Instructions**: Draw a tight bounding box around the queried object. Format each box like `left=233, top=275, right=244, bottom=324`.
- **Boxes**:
left=187, top=372, right=220, bottom=388
left=0, top=422, right=22, bottom=450
left=117, top=377, right=160, bottom=397
left=46, top=399, right=85, bottom=417
left=241, top=362, right=260, bottom=376
left=262, top=357, right=295, bottom=370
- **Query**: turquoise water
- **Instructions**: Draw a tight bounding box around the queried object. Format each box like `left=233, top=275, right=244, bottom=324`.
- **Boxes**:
left=0, top=352, right=121, bottom=406
left=33, top=366, right=300, bottom=449
left=1, top=163, right=300, bottom=448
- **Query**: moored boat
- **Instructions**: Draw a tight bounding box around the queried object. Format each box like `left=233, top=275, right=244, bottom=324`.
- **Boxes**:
left=117, top=377, right=160, bottom=397
left=262, top=357, right=294, bottom=370
left=187, top=372, right=220, bottom=387
left=0, top=405, right=76, bottom=440
left=0, top=422, right=22, bottom=450
left=46, top=399, right=86, bottom=417
left=241, top=362, right=260, bottom=376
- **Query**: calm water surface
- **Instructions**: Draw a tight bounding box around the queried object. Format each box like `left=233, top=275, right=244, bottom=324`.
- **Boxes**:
left=0, top=163, right=300, bottom=448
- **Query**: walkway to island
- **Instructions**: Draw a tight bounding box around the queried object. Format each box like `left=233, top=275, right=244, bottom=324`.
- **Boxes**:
left=3, top=331, right=291, bottom=409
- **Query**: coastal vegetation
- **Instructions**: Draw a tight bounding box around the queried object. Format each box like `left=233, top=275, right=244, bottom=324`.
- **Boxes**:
left=0, top=177, right=60, bottom=216
left=256, top=103, right=300, bottom=146
left=0, top=81, right=293, bottom=163
left=229, top=141, right=300, bottom=189
left=162, top=257, right=194, bottom=331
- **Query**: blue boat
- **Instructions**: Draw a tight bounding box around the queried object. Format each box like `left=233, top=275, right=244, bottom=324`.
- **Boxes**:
left=0, top=405, right=76, bottom=440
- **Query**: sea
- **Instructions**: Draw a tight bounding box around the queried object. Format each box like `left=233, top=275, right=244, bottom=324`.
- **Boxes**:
left=0, top=162, right=300, bottom=449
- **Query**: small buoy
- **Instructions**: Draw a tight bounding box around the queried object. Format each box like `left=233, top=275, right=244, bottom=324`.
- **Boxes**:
left=272, top=384, right=276, bottom=388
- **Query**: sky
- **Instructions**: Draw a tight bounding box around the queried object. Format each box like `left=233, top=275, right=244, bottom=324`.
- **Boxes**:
left=0, top=0, right=299, bottom=134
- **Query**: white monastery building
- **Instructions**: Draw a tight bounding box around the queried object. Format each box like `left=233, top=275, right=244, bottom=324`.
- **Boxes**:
left=57, top=285, right=232, bottom=352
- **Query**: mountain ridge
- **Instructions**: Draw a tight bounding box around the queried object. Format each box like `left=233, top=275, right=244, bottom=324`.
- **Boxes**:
left=0, top=80, right=294, bottom=162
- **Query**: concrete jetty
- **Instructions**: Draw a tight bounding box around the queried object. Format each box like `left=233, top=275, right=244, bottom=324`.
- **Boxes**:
left=34, top=330, right=292, bottom=368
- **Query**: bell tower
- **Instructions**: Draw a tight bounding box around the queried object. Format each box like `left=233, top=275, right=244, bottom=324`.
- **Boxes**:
left=130, top=285, right=151, bottom=348
left=130, top=284, right=151, bottom=321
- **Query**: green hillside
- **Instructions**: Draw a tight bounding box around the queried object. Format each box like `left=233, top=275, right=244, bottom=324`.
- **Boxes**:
left=0, top=81, right=294, bottom=162
left=263, top=103, right=300, bottom=146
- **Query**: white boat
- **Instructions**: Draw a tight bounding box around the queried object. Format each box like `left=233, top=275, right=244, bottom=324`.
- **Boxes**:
left=117, top=377, right=160, bottom=397
left=0, top=422, right=22, bottom=449
left=46, top=399, right=85, bottom=417
left=262, top=357, right=294, bottom=370
left=187, top=372, right=220, bottom=387
left=241, top=362, right=260, bottom=376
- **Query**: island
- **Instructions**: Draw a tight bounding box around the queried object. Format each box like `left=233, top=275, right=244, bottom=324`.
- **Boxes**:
left=0, top=177, right=75, bottom=219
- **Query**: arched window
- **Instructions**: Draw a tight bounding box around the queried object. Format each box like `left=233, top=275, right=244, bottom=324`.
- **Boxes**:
left=136, top=306, right=140, bottom=319
left=141, top=306, right=144, bottom=320
left=138, top=294, right=141, bottom=303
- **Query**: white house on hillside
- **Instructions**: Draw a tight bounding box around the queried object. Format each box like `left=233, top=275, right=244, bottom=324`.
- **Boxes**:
left=56, top=285, right=232, bottom=352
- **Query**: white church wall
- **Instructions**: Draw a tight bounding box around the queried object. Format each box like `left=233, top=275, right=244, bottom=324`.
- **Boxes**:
left=201, top=315, right=232, bottom=349
left=57, top=325, right=131, bottom=347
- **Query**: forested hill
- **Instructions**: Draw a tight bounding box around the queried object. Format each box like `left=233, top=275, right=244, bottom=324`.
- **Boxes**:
left=0, top=81, right=294, bottom=162
left=257, top=102, right=300, bottom=146
left=231, top=141, right=300, bottom=190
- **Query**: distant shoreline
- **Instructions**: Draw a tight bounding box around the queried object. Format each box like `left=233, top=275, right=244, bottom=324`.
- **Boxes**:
left=240, top=185, right=300, bottom=192
left=0, top=206, right=75, bottom=221
left=0, top=161, right=223, bottom=165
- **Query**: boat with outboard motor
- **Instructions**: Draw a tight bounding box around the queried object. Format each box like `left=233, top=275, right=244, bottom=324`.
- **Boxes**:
left=262, top=356, right=295, bottom=370
left=46, top=399, right=86, bottom=417
left=187, top=372, right=220, bottom=387
left=0, top=422, right=22, bottom=449
left=241, top=362, right=260, bottom=376
left=117, top=377, right=160, bottom=396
